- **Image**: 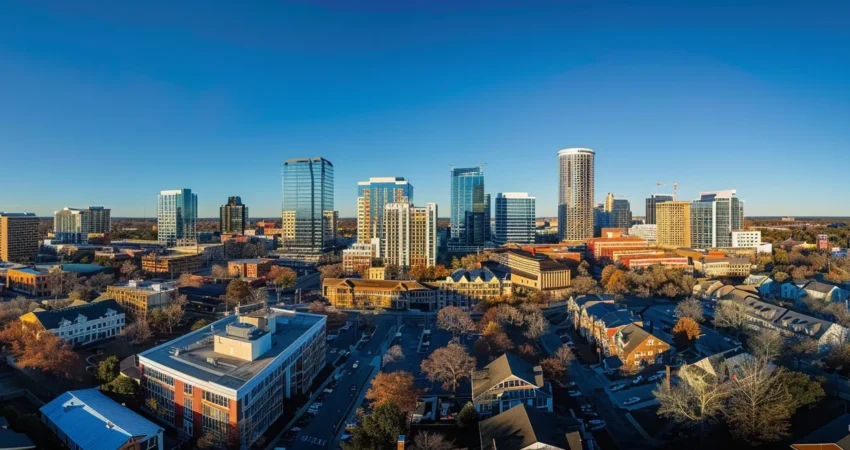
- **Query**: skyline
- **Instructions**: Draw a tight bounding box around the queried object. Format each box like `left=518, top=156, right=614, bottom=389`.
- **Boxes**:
left=2, top=1, right=849, bottom=217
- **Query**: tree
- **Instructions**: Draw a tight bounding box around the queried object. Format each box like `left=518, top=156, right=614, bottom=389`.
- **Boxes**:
left=450, top=257, right=461, bottom=270
left=344, top=402, right=409, bottom=450
left=605, top=270, right=629, bottom=296
left=308, top=301, right=327, bottom=314
left=211, top=264, right=230, bottom=280
left=121, top=321, right=153, bottom=345
left=420, top=343, right=476, bottom=393
left=0, top=297, right=38, bottom=325
left=775, top=368, right=825, bottom=412
left=554, top=344, right=575, bottom=367
left=365, top=371, right=421, bottom=415
left=774, top=248, right=790, bottom=265
left=0, top=322, right=79, bottom=379
left=87, top=272, right=114, bottom=292
left=827, top=342, right=850, bottom=374
left=568, top=276, right=600, bottom=296
left=675, top=298, right=704, bottom=323
left=270, top=266, right=297, bottom=302
left=773, top=271, right=789, bottom=283
left=177, top=273, right=202, bottom=288
left=108, top=375, right=140, bottom=396
left=410, top=431, right=456, bottom=450
left=481, top=322, right=514, bottom=355
left=382, top=345, right=405, bottom=366
left=225, top=279, right=251, bottom=308
left=540, top=357, right=566, bottom=381
left=671, top=317, right=700, bottom=347
left=96, top=355, right=120, bottom=384
left=455, top=402, right=478, bottom=429
left=725, top=358, right=793, bottom=445
left=714, top=301, right=748, bottom=335
left=747, top=328, right=785, bottom=362
left=654, top=364, right=730, bottom=435
left=600, top=265, right=619, bottom=287
left=522, top=307, right=549, bottom=340
left=518, top=343, right=537, bottom=357
left=191, top=319, right=210, bottom=331
left=120, top=260, right=140, bottom=281
left=436, top=307, right=474, bottom=337
left=319, top=263, right=344, bottom=281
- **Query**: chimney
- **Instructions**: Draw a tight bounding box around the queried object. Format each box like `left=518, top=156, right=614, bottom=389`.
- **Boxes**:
left=398, top=435, right=406, bottom=450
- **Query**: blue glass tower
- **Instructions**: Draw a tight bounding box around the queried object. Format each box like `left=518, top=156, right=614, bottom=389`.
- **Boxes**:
left=494, top=193, right=536, bottom=245
left=157, top=189, right=198, bottom=247
left=450, top=166, right=489, bottom=246
left=282, top=157, right=334, bottom=253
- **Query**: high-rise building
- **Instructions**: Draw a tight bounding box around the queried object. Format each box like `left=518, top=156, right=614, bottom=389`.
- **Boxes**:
left=0, top=212, right=39, bottom=263
left=282, top=157, right=334, bottom=253
left=450, top=167, right=489, bottom=246
left=383, top=202, right=438, bottom=268
left=690, top=190, right=744, bottom=249
left=494, top=193, right=536, bottom=245
left=157, top=189, right=198, bottom=247
left=656, top=201, right=691, bottom=248
left=356, top=177, right=413, bottom=245
left=645, top=194, right=674, bottom=225
left=53, top=206, right=111, bottom=244
left=220, top=196, right=248, bottom=235
left=557, top=148, right=594, bottom=241
left=603, top=193, right=632, bottom=229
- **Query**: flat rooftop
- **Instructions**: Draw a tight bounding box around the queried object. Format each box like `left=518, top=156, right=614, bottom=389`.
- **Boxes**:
left=139, top=310, right=323, bottom=391
left=110, top=280, right=177, bottom=293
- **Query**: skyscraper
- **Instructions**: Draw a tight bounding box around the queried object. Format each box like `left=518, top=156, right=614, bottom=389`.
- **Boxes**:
left=450, top=166, right=489, bottom=247
left=558, top=148, right=595, bottom=241
left=383, top=202, right=438, bottom=268
left=603, top=193, right=633, bottom=229
left=157, top=189, right=198, bottom=247
left=0, top=212, right=38, bottom=263
left=494, top=193, right=536, bottom=245
left=656, top=201, right=691, bottom=248
left=220, top=196, right=248, bottom=235
left=645, top=194, right=674, bottom=225
left=690, top=190, right=744, bottom=249
left=53, top=206, right=111, bottom=244
left=357, top=177, right=413, bottom=245
left=282, top=157, right=334, bottom=253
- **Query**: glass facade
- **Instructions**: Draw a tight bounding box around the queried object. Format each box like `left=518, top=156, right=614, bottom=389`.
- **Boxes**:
left=220, top=196, right=248, bottom=234
left=356, top=177, right=413, bottom=245
left=690, top=191, right=744, bottom=249
left=494, top=193, right=536, bottom=245
left=282, top=158, right=334, bottom=253
left=157, top=189, right=197, bottom=247
left=450, top=167, right=490, bottom=245
left=645, top=195, right=674, bottom=225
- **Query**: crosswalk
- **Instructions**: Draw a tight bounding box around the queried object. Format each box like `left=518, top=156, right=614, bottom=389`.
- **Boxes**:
left=300, top=435, right=328, bottom=447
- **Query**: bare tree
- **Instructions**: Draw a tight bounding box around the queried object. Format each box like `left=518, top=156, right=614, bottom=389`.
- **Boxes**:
left=121, top=321, right=153, bottom=345
left=655, top=364, right=730, bottom=435
left=725, top=358, right=793, bottom=445
left=410, top=431, right=456, bottom=450
left=554, top=344, right=575, bottom=367
left=120, top=260, right=140, bottom=281
left=747, top=328, right=785, bottom=362
left=211, top=264, right=230, bottom=280
left=437, top=306, right=475, bottom=337
left=382, top=345, right=405, bottom=365
left=714, top=300, right=749, bottom=335
left=421, top=342, right=476, bottom=392
left=523, top=308, right=549, bottom=340
left=87, top=272, right=114, bottom=292
left=675, top=297, right=705, bottom=323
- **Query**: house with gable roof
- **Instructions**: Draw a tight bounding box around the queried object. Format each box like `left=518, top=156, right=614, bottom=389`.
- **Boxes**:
left=435, top=268, right=511, bottom=309
left=478, top=404, right=584, bottom=450
left=19, top=299, right=125, bottom=347
left=472, top=353, right=552, bottom=417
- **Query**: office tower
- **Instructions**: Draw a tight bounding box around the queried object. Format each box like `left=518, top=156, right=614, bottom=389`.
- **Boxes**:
left=690, top=190, right=744, bottom=249
left=357, top=177, right=413, bottom=245
left=450, top=166, right=489, bottom=246
left=282, top=157, right=334, bottom=253
left=557, top=148, right=594, bottom=241
left=219, top=196, right=248, bottom=235
left=604, top=193, right=633, bottom=229
left=0, top=212, right=39, bottom=263
left=53, top=206, right=111, bottom=244
left=157, top=189, right=198, bottom=247
left=656, top=201, right=692, bottom=248
left=593, top=204, right=607, bottom=237
left=324, top=210, right=338, bottom=244
left=494, top=193, right=536, bottom=245
left=383, top=202, right=438, bottom=268
left=645, top=194, right=674, bottom=225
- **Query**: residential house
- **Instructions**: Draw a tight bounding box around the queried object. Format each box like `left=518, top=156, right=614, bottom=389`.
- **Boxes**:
left=478, top=404, right=583, bottom=450
left=40, top=389, right=164, bottom=450
left=802, top=280, right=850, bottom=304
left=19, top=299, right=125, bottom=347
left=685, top=347, right=753, bottom=380
left=692, top=280, right=724, bottom=301
left=791, top=413, right=850, bottom=450
left=565, top=294, right=616, bottom=335
left=591, top=309, right=642, bottom=358
left=472, top=353, right=552, bottom=417
left=606, top=324, right=673, bottom=372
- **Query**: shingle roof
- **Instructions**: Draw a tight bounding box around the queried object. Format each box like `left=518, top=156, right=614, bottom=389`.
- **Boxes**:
left=792, top=413, right=850, bottom=449
left=804, top=280, right=840, bottom=295
left=479, top=404, right=580, bottom=450
left=617, top=324, right=654, bottom=356
left=40, top=389, right=162, bottom=450
left=28, top=299, right=123, bottom=330
left=598, top=310, right=637, bottom=329
left=472, top=353, right=544, bottom=398
left=449, top=269, right=504, bottom=283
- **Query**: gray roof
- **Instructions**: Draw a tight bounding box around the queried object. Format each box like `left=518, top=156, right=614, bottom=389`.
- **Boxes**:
left=792, top=413, right=850, bottom=448
left=584, top=302, right=618, bottom=320
left=617, top=324, right=654, bottom=355
left=473, top=353, right=545, bottom=398
left=449, top=268, right=506, bottom=283
left=804, top=280, right=840, bottom=295
left=30, top=300, right=123, bottom=330
left=598, top=310, right=637, bottom=328
left=479, top=404, right=580, bottom=450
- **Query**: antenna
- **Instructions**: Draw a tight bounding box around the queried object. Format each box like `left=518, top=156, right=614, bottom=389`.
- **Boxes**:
left=673, top=183, right=679, bottom=201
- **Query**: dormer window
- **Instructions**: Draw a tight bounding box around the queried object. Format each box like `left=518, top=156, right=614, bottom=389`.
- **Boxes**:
left=76, top=314, right=87, bottom=324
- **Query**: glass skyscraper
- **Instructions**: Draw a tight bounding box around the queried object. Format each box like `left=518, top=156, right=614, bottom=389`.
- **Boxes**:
left=494, top=193, right=536, bottom=245
left=450, top=166, right=490, bottom=246
left=220, top=196, right=248, bottom=235
left=158, top=189, right=198, bottom=247
left=357, top=177, right=413, bottom=245
left=690, top=190, right=744, bottom=249
left=282, top=157, right=334, bottom=253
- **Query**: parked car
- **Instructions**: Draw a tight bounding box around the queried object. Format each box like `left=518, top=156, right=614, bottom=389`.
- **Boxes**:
left=623, top=397, right=641, bottom=406
left=632, top=375, right=643, bottom=384
left=568, top=390, right=582, bottom=397
left=610, top=383, right=626, bottom=391
left=580, top=404, right=592, bottom=411
left=341, top=434, right=352, bottom=441
left=352, top=362, right=359, bottom=369
left=648, top=373, right=664, bottom=382
left=330, top=348, right=338, bottom=354
left=323, top=388, right=334, bottom=394
left=588, top=420, right=607, bottom=431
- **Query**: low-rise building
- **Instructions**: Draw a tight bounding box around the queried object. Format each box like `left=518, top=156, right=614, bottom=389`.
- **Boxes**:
left=20, top=299, right=125, bottom=347
left=342, top=242, right=375, bottom=275
left=322, top=278, right=435, bottom=310
left=228, top=258, right=276, bottom=278
left=141, top=252, right=204, bottom=275
left=137, top=304, right=326, bottom=448
left=585, top=235, right=649, bottom=263
left=479, top=404, right=582, bottom=450
left=40, top=388, right=164, bottom=450
left=696, top=257, right=752, bottom=278
left=619, top=255, right=692, bottom=271
left=791, top=413, right=850, bottom=450
left=627, top=224, right=657, bottom=242
left=5, top=267, right=50, bottom=296
left=609, top=323, right=673, bottom=372
left=105, top=280, right=178, bottom=321
left=731, top=230, right=762, bottom=248
left=472, top=353, right=552, bottom=417
left=566, top=294, right=616, bottom=333
left=494, top=250, right=571, bottom=291
left=611, top=249, right=665, bottom=263
left=436, top=269, right=511, bottom=308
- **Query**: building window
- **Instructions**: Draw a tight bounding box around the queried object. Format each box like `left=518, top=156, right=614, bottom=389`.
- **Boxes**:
left=203, top=391, right=229, bottom=407
left=184, top=383, right=193, bottom=395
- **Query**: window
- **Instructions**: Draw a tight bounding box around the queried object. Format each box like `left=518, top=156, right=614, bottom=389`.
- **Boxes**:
left=184, top=383, right=193, bottom=395
left=647, top=339, right=654, bottom=346
left=203, top=391, right=229, bottom=407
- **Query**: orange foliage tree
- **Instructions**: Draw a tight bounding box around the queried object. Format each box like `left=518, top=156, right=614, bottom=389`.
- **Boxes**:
left=365, top=370, right=422, bottom=415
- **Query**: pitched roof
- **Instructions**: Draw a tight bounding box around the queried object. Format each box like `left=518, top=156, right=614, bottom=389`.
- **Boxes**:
left=449, top=269, right=505, bottom=283
left=584, top=302, right=618, bottom=320
left=792, top=413, right=850, bottom=449
left=804, top=280, right=840, bottom=295
left=472, top=353, right=544, bottom=398
left=28, top=299, right=123, bottom=330
left=40, top=389, right=162, bottom=450
left=479, top=404, right=580, bottom=450
left=0, top=429, right=35, bottom=450
left=617, top=324, right=656, bottom=355
left=322, top=278, right=430, bottom=292
left=598, top=310, right=637, bottom=329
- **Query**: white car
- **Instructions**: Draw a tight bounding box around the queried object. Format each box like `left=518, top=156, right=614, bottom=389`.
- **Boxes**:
left=623, top=397, right=641, bottom=406
left=567, top=390, right=581, bottom=397
left=610, top=383, right=626, bottom=391
left=352, top=362, right=359, bottom=369
left=341, top=434, right=352, bottom=441
left=330, top=348, right=338, bottom=354
left=632, top=375, right=643, bottom=384
left=648, top=374, right=664, bottom=382
left=323, top=388, right=334, bottom=394
left=588, top=420, right=607, bottom=431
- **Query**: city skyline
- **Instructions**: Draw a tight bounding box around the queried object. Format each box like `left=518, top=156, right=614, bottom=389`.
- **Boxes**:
left=1, top=2, right=848, bottom=218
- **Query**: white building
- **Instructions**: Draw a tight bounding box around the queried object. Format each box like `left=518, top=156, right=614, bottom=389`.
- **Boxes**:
left=731, top=230, right=762, bottom=248
left=383, top=202, right=438, bottom=268
left=628, top=224, right=657, bottom=242
left=53, top=206, right=111, bottom=244
left=21, top=299, right=125, bottom=347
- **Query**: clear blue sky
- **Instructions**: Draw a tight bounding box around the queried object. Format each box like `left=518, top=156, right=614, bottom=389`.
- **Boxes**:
left=1, top=0, right=848, bottom=218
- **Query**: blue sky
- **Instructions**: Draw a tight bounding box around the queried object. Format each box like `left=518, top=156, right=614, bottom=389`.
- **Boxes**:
left=1, top=0, right=848, bottom=218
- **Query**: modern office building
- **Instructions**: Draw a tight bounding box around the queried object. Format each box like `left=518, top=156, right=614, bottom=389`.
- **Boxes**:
left=383, top=202, right=438, bottom=268
left=53, top=206, right=111, bottom=244
left=450, top=167, right=490, bottom=247
left=158, top=189, right=198, bottom=247
left=656, top=201, right=692, bottom=248
left=732, top=230, right=762, bottom=248
left=690, top=190, right=745, bottom=249
left=645, top=194, right=674, bottom=225
left=220, top=196, right=249, bottom=235
left=0, top=212, right=39, bottom=263
left=494, top=193, right=536, bottom=245
left=137, top=304, right=326, bottom=448
left=281, top=157, right=334, bottom=253
left=357, top=177, right=413, bottom=246
left=557, top=148, right=595, bottom=241
left=604, top=193, right=632, bottom=229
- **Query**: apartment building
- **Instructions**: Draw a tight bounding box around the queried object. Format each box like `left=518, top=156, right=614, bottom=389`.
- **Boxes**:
left=383, top=202, right=438, bottom=269
left=137, top=304, right=326, bottom=448
left=494, top=250, right=571, bottom=291
left=322, top=278, right=435, bottom=311
left=731, top=230, right=762, bottom=248
left=0, top=212, right=39, bottom=263
left=357, top=177, right=413, bottom=245
left=220, top=196, right=249, bottom=235
left=585, top=235, right=649, bottom=262
left=5, top=267, right=51, bottom=296
left=619, top=255, right=692, bottom=271
left=228, top=258, right=275, bottom=278
left=697, top=257, right=752, bottom=278
left=20, top=300, right=125, bottom=347
left=53, top=206, right=111, bottom=244
left=105, top=280, right=178, bottom=321
left=472, top=353, right=552, bottom=417
left=342, top=242, right=376, bottom=275
left=656, top=201, right=692, bottom=248
left=628, top=224, right=657, bottom=242
left=435, top=268, right=512, bottom=309
left=141, top=253, right=204, bottom=276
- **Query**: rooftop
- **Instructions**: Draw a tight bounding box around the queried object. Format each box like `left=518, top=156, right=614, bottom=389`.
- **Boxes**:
left=109, top=280, right=177, bottom=293
left=472, top=353, right=544, bottom=398
left=791, top=413, right=850, bottom=449
left=323, top=278, right=430, bottom=292
left=9, top=268, right=43, bottom=276
left=27, top=299, right=123, bottom=330
left=229, top=258, right=275, bottom=264
left=479, top=404, right=580, bottom=450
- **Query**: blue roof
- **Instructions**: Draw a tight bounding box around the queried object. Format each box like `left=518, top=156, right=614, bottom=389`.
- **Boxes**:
left=40, top=389, right=161, bottom=450
left=60, top=264, right=107, bottom=274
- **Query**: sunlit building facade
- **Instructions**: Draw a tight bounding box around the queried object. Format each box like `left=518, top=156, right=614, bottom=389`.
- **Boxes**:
left=558, top=148, right=594, bottom=241
left=158, top=189, right=198, bottom=247
left=281, top=157, right=334, bottom=254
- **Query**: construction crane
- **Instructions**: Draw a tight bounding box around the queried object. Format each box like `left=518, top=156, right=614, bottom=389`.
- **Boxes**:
left=656, top=182, right=679, bottom=201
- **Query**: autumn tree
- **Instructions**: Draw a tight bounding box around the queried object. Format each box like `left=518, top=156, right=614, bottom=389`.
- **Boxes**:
left=436, top=306, right=474, bottom=337
left=604, top=270, right=629, bottom=296
left=365, top=371, right=421, bottom=415
left=191, top=319, right=210, bottom=331
left=318, top=263, right=344, bottom=281
left=382, top=345, right=405, bottom=366
left=600, top=265, right=619, bottom=287
left=225, top=278, right=251, bottom=308
left=455, top=402, right=478, bottom=428
left=725, top=358, right=793, bottom=445
left=654, top=364, right=730, bottom=435
left=480, top=322, right=514, bottom=355
left=269, top=266, right=297, bottom=302
left=671, top=317, right=701, bottom=347
left=121, top=320, right=153, bottom=345
left=211, top=264, right=231, bottom=280
left=674, top=298, right=704, bottom=323
left=568, top=276, right=600, bottom=296
left=177, top=273, right=202, bottom=288
left=0, top=322, right=79, bottom=379
left=410, top=431, right=456, bottom=450
left=421, top=342, right=476, bottom=393
left=540, top=357, right=566, bottom=381
left=120, top=260, right=140, bottom=281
